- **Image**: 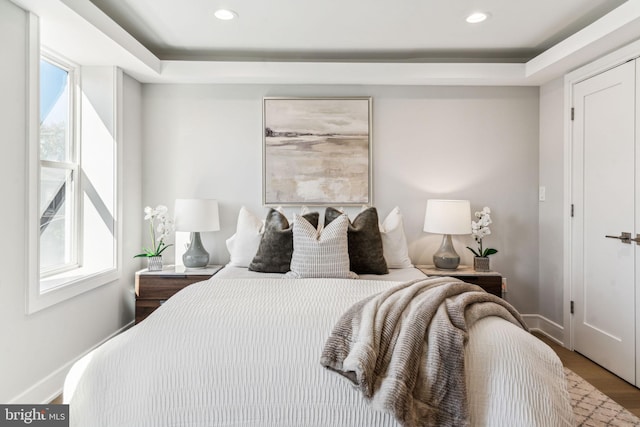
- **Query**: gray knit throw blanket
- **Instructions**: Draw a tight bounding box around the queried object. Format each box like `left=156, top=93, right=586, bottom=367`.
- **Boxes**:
left=320, top=277, right=528, bottom=427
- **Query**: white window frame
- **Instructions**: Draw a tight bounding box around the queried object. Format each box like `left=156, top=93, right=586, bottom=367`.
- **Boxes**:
left=26, top=16, right=122, bottom=314
left=38, top=52, right=81, bottom=279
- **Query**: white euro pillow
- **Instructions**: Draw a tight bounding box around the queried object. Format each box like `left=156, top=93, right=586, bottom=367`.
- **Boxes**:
left=225, top=206, right=264, bottom=267
left=379, top=207, right=413, bottom=268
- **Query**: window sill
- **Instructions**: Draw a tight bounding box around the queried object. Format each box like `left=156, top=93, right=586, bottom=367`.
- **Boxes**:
left=27, top=267, right=120, bottom=314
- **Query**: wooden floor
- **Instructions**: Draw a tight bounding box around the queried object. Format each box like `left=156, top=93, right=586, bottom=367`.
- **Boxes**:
left=534, top=332, right=640, bottom=418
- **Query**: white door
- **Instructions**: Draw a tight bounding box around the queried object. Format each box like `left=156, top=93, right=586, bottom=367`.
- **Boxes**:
left=571, top=60, right=636, bottom=384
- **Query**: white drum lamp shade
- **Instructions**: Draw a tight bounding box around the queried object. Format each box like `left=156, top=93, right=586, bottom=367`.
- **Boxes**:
left=424, top=200, right=471, bottom=270
left=174, top=199, right=220, bottom=268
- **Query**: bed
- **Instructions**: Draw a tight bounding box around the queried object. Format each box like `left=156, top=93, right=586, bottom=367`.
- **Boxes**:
left=63, top=207, right=574, bottom=426
left=64, top=267, right=573, bottom=426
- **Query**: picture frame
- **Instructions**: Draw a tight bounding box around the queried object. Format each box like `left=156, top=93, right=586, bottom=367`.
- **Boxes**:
left=262, top=97, right=372, bottom=206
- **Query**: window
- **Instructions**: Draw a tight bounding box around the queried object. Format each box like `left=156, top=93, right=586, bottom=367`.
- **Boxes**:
left=27, top=46, right=121, bottom=313
left=39, top=56, right=78, bottom=282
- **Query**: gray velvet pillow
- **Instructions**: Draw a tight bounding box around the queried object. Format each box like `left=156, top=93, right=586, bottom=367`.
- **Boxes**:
left=249, top=209, right=319, bottom=273
left=324, top=207, right=388, bottom=275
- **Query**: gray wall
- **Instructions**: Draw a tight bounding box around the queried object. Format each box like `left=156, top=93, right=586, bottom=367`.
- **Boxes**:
left=142, top=84, right=540, bottom=313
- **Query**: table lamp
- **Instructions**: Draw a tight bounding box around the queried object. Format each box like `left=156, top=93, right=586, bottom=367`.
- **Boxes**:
left=423, top=199, right=471, bottom=270
left=174, top=199, right=220, bottom=269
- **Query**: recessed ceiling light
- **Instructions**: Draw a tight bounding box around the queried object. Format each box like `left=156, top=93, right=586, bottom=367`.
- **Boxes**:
left=214, top=9, right=237, bottom=20
left=466, top=12, right=489, bottom=24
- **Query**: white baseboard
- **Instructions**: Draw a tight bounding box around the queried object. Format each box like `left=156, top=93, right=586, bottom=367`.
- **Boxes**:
left=9, top=321, right=134, bottom=404
left=521, top=314, right=565, bottom=346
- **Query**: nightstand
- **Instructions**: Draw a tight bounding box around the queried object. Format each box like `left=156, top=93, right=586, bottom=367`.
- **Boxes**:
left=135, top=265, right=222, bottom=323
left=417, top=265, right=503, bottom=298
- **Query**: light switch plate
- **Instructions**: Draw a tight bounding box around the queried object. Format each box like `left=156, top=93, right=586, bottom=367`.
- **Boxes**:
left=539, top=186, right=546, bottom=202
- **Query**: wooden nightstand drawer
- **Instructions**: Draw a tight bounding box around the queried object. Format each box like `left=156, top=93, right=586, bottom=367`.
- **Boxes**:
left=465, top=278, right=502, bottom=297
left=134, top=265, right=222, bottom=323
left=417, top=265, right=503, bottom=298
left=136, top=275, right=211, bottom=299
left=135, top=299, right=166, bottom=324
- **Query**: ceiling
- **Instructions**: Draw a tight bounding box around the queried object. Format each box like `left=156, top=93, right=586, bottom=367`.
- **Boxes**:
left=10, top=0, right=640, bottom=85
left=88, top=0, right=627, bottom=63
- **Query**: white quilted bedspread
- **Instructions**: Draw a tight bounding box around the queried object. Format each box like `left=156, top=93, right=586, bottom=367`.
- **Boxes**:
left=64, top=277, right=574, bottom=427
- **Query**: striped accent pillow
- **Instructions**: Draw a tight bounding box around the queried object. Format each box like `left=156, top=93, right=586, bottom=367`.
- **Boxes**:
left=286, top=213, right=358, bottom=279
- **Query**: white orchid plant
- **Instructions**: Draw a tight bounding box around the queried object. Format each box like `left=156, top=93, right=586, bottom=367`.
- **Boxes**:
left=466, top=207, right=498, bottom=258
left=134, top=205, right=174, bottom=258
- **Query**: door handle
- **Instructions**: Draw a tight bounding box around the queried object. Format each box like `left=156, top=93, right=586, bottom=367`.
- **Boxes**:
left=630, top=234, right=640, bottom=245
left=605, top=232, right=631, bottom=243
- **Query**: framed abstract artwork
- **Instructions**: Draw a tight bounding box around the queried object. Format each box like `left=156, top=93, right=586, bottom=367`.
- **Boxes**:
left=262, top=97, right=372, bottom=206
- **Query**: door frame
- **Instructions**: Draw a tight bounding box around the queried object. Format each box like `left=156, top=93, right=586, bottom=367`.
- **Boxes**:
left=563, top=39, right=640, bottom=353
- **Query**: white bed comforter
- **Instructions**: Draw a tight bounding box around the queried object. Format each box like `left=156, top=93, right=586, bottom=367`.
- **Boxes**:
left=64, top=277, right=574, bottom=427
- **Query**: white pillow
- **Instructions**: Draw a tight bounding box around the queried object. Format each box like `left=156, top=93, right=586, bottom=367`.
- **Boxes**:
left=286, top=214, right=358, bottom=279
left=225, top=206, right=264, bottom=267
left=379, top=207, right=413, bottom=268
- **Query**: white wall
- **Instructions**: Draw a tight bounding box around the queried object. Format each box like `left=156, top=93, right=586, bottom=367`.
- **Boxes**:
left=142, top=84, right=540, bottom=313
left=538, top=77, right=566, bottom=330
left=0, top=0, right=142, bottom=403
left=121, top=74, right=144, bottom=318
